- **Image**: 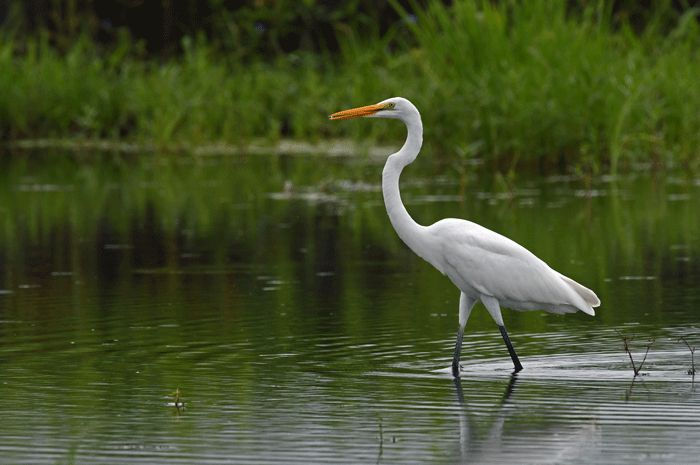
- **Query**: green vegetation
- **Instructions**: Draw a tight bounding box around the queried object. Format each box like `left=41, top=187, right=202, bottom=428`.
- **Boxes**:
left=1, top=0, right=699, bottom=172
left=393, top=0, right=700, bottom=173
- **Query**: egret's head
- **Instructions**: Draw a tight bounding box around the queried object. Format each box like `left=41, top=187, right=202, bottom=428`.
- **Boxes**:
left=329, top=97, right=417, bottom=122
left=329, top=97, right=423, bottom=163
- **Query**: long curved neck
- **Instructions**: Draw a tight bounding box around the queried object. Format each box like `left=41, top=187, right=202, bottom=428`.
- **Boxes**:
left=382, top=113, right=426, bottom=255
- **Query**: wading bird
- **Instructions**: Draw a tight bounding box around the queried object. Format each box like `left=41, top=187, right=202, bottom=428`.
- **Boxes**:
left=330, top=97, right=599, bottom=377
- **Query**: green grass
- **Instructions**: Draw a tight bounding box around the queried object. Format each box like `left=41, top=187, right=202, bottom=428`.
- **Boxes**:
left=391, top=0, right=700, bottom=173
left=1, top=0, right=699, bottom=172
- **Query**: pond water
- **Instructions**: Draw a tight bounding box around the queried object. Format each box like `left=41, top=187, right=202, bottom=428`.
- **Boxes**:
left=0, top=151, right=699, bottom=464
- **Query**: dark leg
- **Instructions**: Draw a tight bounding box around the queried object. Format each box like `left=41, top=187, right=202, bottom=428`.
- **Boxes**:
left=498, top=325, right=523, bottom=372
left=452, top=326, right=464, bottom=377
left=453, top=377, right=464, bottom=404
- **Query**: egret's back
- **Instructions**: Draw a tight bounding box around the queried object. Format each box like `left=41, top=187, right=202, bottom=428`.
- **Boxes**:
left=418, top=218, right=599, bottom=316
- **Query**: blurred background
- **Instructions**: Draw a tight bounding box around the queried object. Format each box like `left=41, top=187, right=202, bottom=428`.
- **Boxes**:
left=2, top=1, right=698, bottom=58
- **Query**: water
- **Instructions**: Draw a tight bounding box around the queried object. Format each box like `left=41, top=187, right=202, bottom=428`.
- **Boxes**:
left=1, top=152, right=699, bottom=464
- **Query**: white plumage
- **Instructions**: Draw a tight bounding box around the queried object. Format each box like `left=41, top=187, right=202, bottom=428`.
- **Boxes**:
left=330, top=97, right=600, bottom=376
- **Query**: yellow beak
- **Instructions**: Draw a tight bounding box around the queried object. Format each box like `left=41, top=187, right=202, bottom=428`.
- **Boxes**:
left=329, top=103, right=384, bottom=121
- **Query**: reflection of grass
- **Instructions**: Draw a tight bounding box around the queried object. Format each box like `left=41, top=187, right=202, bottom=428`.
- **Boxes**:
left=1, top=1, right=699, bottom=171
left=0, top=153, right=699, bottom=378
left=1, top=153, right=699, bottom=331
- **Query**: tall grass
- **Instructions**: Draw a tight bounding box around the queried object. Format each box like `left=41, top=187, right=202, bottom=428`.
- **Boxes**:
left=1, top=1, right=699, bottom=172
left=390, top=0, right=700, bottom=172
left=0, top=33, right=392, bottom=146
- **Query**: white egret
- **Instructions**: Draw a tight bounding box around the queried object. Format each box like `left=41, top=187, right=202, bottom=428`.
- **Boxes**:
left=330, top=97, right=600, bottom=377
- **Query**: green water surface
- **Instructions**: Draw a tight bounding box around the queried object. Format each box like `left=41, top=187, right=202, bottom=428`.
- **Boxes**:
left=0, top=151, right=698, bottom=464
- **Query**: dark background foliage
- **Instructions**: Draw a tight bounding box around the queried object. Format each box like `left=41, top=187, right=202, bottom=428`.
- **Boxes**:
left=1, top=0, right=698, bottom=58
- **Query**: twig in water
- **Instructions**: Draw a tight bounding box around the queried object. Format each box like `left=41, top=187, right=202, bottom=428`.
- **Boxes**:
left=638, top=339, right=655, bottom=374
left=170, top=388, right=184, bottom=410
left=376, top=414, right=383, bottom=465
left=679, top=336, right=696, bottom=375
left=614, top=329, right=655, bottom=376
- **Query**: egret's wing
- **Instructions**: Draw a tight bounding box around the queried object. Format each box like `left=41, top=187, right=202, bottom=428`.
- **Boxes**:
left=424, top=219, right=596, bottom=314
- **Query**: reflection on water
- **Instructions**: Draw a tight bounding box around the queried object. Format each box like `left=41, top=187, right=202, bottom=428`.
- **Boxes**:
left=0, top=152, right=699, bottom=464
left=451, top=353, right=700, bottom=464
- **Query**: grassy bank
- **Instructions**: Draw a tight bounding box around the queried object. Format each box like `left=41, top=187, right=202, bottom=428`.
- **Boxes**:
left=397, top=1, right=700, bottom=174
left=1, top=1, right=699, bottom=172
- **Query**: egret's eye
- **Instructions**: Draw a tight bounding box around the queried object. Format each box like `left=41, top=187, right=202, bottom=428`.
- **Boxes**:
left=384, top=102, right=396, bottom=109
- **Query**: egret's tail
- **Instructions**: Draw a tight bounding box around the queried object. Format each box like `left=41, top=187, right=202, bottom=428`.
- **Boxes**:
left=558, top=273, right=600, bottom=316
